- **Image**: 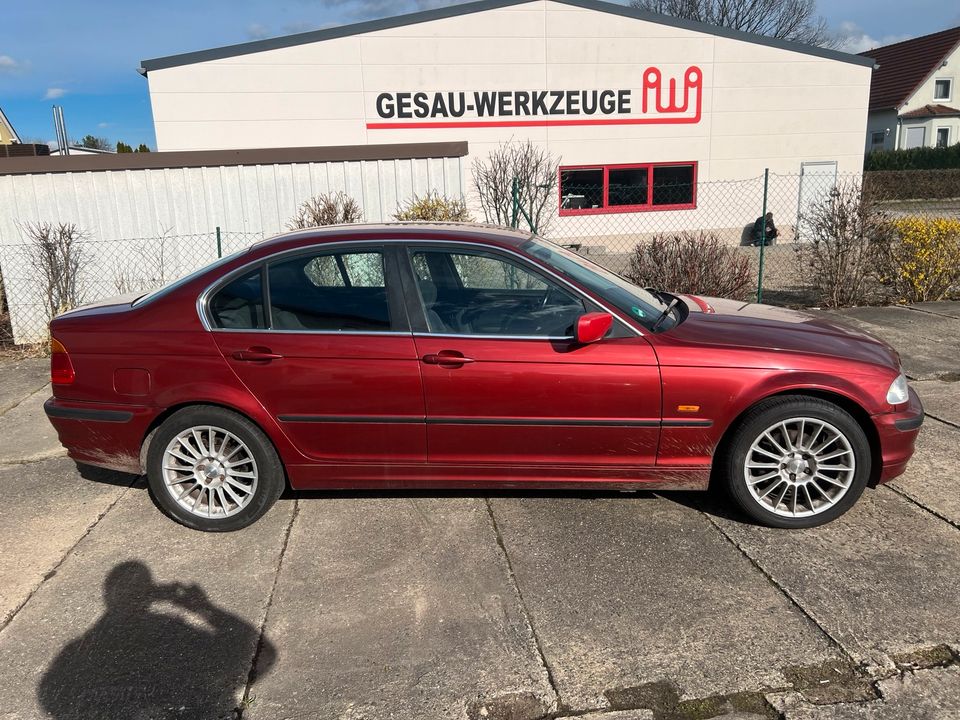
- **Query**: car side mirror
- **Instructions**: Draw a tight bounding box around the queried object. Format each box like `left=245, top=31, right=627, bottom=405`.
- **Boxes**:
left=575, top=312, right=613, bottom=344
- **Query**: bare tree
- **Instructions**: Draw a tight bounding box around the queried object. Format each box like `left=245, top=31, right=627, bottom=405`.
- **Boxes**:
left=630, top=0, right=835, bottom=47
left=289, top=191, right=363, bottom=229
left=23, top=221, right=89, bottom=320
left=794, top=180, right=890, bottom=308
left=471, top=139, right=559, bottom=234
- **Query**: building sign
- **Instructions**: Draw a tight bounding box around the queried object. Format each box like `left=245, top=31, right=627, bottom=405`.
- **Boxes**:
left=367, top=66, right=702, bottom=129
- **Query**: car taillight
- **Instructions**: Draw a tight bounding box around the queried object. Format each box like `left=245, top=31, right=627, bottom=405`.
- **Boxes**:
left=50, top=338, right=75, bottom=385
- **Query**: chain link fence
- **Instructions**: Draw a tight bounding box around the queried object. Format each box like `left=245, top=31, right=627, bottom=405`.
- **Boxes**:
left=2, top=168, right=959, bottom=345
left=0, top=229, right=263, bottom=344
left=524, top=168, right=960, bottom=308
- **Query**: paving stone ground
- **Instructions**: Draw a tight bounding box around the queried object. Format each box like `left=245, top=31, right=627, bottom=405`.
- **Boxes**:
left=0, top=302, right=958, bottom=719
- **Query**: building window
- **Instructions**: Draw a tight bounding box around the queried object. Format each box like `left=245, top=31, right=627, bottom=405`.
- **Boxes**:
left=936, top=127, right=950, bottom=148
left=934, top=79, right=952, bottom=101
left=559, top=162, right=697, bottom=215
left=870, top=131, right=885, bottom=149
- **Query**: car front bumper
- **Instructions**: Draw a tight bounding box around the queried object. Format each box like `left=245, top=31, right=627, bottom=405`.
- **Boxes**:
left=873, top=386, right=924, bottom=484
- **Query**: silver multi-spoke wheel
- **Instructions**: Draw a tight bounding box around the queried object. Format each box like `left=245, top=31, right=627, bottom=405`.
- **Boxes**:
left=161, top=425, right=259, bottom=519
left=743, top=417, right=856, bottom=518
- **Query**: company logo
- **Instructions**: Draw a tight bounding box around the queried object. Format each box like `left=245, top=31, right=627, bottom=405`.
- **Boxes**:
left=367, top=65, right=702, bottom=130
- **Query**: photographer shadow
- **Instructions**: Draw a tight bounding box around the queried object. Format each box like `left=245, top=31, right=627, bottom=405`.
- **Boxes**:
left=38, top=560, right=275, bottom=720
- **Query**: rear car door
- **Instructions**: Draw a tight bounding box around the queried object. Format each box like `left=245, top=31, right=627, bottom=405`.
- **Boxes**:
left=400, top=243, right=661, bottom=469
left=206, top=244, right=426, bottom=465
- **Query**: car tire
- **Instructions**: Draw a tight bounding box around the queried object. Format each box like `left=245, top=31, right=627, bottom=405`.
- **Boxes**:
left=722, top=396, right=871, bottom=529
left=146, top=405, right=285, bottom=532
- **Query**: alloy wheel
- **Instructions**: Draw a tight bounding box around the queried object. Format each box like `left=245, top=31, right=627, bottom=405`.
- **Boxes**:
left=743, top=417, right=856, bottom=518
left=161, top=425, right=259, bottom=519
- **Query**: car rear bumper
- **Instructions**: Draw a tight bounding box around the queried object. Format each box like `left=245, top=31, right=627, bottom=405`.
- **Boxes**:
left=873, top=386, right=924, bottom=484
left=44, top=397, right=157, bottom=474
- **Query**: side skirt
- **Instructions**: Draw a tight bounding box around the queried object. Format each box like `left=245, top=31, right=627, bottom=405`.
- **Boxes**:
left=284, top=462, right=710, bottom=492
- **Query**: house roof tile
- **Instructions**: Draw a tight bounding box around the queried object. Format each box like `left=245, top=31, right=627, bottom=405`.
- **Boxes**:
left=860, top=26, right=960, bottom=111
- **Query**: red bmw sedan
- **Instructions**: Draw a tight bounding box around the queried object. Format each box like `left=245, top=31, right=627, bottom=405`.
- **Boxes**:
left=45, top=224, right=923, bottom=532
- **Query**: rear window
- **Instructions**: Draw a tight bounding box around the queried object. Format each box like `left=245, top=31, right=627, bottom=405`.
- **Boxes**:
left=210, top=270, right=266, bottom=330
left=267, top=251, right=391, bottom=331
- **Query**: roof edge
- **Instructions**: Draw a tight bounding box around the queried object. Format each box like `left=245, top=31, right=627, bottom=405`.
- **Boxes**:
left=0, top=141, right=469, bottom=176
left=139, top=0, right=877, bottom=74
left=0, top=106, right=21, bottom=144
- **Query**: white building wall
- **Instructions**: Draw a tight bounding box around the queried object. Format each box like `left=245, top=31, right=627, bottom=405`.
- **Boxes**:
left=144, top=0, right=872, bottom=249
left=148, top=0, right=872, bottom=180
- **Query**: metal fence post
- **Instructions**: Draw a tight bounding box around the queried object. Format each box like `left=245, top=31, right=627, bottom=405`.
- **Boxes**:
left=215, top=226, right=222, bottom=259
left=756, top=169, right=769, bottom=303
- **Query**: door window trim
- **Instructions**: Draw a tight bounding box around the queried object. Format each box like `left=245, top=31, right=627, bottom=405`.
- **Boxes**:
left=198, top=242, right=410, bottom=334
left=398, top=242, right=637, bottom=340
left=198, top=238, right=643, bottom=337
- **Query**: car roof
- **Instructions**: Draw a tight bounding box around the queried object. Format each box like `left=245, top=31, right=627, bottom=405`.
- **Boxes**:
left=252, top=222, right=535, bottom=251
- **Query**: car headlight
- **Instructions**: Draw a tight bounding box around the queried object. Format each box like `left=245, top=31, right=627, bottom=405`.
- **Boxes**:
left=886, top=374, right=909, bottom=405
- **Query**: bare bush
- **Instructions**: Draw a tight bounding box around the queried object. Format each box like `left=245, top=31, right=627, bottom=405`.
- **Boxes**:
left=794, top=180, right=891, bottom=307
left=624, top=231, right=754, bottom=300
left=23, top=221, right=89, bottom=320
left=289, top=191, right=363, bottom=229
left=393, top=192, right=473, bottom=222
left=472, top=139, right=558, bottom=233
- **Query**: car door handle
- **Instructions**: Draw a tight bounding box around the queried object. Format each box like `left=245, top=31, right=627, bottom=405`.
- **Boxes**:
left=422, top=351, right=475, bottom=366
left=232, top=348, right=283, bottom=362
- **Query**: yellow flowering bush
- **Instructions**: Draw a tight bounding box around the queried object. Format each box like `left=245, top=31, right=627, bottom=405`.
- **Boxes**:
left=883, top=217, right=960, bottom=302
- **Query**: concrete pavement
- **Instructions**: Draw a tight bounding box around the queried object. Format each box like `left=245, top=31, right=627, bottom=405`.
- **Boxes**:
left=0, top=302, right=958, bottom=719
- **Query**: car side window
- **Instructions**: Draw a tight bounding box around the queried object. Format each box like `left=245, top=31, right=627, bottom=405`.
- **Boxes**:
left=268, top=251, right=392, bottom=331
left=210, top=270, right=266, bottom=330
left=410, top=249, right=584, bottom=337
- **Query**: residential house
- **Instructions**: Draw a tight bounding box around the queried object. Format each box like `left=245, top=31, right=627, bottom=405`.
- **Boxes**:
left=862, top=26, right=960, bottom=152
left=0, top=106, right=20, bottom=145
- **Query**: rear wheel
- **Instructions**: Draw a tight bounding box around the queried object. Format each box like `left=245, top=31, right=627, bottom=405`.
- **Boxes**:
left=146, top=406, right=284, bottom=532
left=723, top=396, right=871, bottom=528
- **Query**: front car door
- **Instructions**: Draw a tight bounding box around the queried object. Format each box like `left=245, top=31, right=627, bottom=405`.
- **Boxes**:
left=399, top=241, right=662, bottom=480
left=206, top=243, right=427, bottom=478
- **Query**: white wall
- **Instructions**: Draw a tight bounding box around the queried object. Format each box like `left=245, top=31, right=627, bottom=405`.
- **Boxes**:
left=147, top=0, right=872, bottom=185
left=0, top=154, right=464, bottom=343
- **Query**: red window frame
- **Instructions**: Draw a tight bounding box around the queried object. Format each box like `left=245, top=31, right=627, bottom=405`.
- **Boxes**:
left=558, top=161, right=698, bottom=216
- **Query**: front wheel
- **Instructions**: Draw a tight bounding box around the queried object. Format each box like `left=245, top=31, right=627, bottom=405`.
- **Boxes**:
left=723, top=396, right=871, bottom=528
left=146, top=406, right=285, bottom=532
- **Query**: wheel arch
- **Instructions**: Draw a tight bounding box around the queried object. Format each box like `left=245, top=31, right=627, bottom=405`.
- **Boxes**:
left=139, top=401, right=290, bottom=486
left=712, top=388, right=882, bottom=489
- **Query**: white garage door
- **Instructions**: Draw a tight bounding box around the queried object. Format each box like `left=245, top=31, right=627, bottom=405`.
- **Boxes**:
left=904, top=126, right=926, bottom=149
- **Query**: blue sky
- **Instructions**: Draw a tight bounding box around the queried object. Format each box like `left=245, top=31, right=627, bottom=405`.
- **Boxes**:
left=2, top=0, right=958, bottom=150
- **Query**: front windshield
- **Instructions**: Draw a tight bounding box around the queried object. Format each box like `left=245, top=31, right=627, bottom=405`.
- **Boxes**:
left=522, top=237, right=678, bottom=331
left=132, top=248, right=251, bottom=307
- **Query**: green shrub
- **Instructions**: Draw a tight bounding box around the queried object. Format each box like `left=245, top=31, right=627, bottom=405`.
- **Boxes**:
left=865, top=143, right=960, bottom=171
left=624, top=231, right=753, bottom=301
left=288, top=191, right=363, bottom=229
left=393, top=192, right=473, bottom=222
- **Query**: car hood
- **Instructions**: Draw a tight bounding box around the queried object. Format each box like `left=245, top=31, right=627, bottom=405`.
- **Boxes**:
left=663, top=295, right=900, bottom=370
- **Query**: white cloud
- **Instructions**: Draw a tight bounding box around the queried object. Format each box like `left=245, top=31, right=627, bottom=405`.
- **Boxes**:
left=0, top=54, right=26, bottom=74
left=97, top=122, right=113, bottom=129
left=44, top=87, right=67, bottom=100
left=246, top=22, right=271, bottom=39
left=835, top=21, right=913, bottom=54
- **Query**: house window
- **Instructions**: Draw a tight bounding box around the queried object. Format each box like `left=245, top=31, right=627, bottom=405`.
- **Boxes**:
left=870, top=131, right=885, bottom=149
left=936, top=127, right=950, bottom=148
left=559, top=162, right=697, bottom=215
left=934, top=79, right=952, bottom=101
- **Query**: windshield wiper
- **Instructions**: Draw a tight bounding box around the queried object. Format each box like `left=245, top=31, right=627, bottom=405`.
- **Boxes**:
left=651, top=297, right=680, bottom=332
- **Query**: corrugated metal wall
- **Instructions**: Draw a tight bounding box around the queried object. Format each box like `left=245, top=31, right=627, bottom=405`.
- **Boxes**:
left=0, top=155, right=464, bottom=343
